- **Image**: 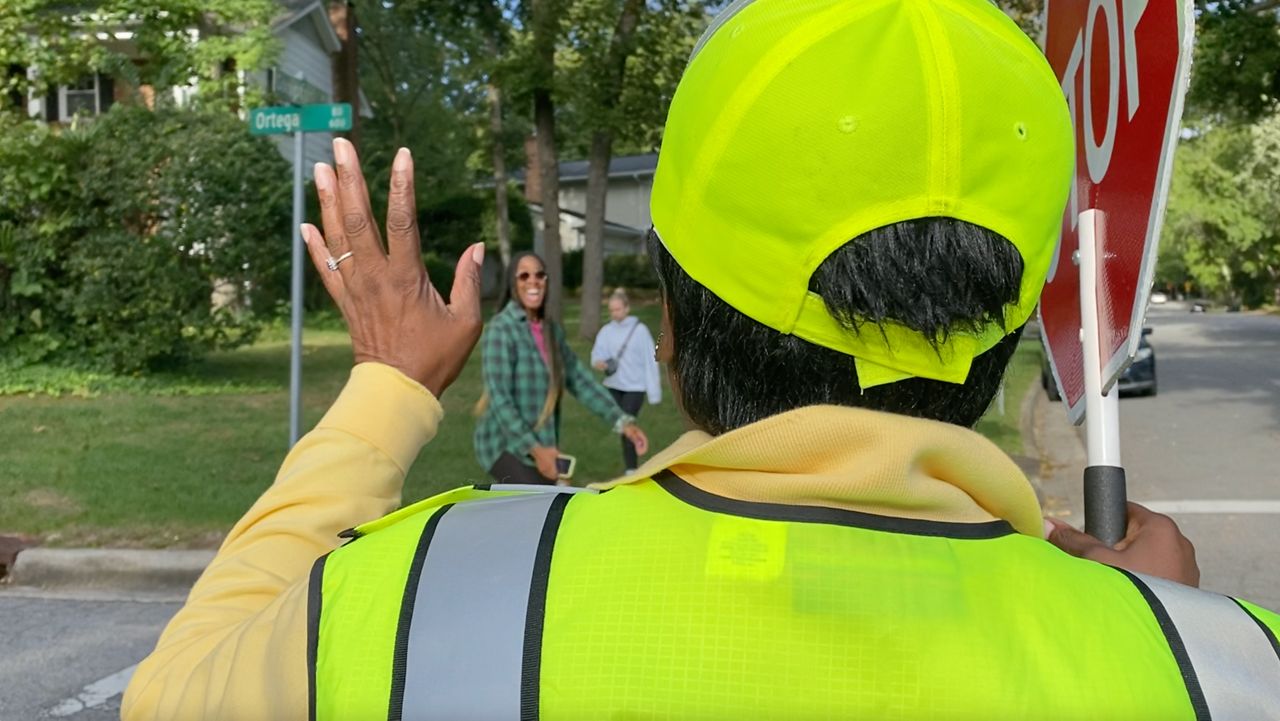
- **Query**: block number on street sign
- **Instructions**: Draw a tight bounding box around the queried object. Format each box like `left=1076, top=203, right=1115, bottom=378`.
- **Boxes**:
left=1038, top=0, right=1193, bottom=422
left=248, top=103, right=353, bottom=136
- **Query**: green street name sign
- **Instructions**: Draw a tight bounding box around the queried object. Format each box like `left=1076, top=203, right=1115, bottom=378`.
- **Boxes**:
left=248, top=103, right=353, bottom=135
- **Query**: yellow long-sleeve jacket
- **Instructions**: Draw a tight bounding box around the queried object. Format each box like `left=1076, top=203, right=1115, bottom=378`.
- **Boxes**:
left=123, top=364, right=441, bottom=720
left=123, top=362, right=1050, bottom=720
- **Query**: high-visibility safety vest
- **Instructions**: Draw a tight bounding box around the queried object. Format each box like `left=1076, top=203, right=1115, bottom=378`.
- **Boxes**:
left=308, top=473, right=1280, bottom=721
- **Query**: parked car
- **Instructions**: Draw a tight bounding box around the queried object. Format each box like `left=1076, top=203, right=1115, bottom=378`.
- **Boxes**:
left=1151, top=291, right=1169, bottom=304
left=1042, top=328, right=1156, bottom=401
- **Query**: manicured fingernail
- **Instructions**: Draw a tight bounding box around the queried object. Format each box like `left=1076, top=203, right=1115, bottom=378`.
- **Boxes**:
left=1043, top=518, right=1055, bottom=539
left=472, top=242, right=485, bottom=266
left=314, top=164, right=331, bottom=190
left=333, top=138, right=350, bottom=165
left=393, top=147, right=411, bottom=173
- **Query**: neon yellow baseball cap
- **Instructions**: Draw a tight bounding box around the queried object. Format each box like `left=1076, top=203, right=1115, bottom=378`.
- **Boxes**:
left=651, top=0, right=1074, bottom=387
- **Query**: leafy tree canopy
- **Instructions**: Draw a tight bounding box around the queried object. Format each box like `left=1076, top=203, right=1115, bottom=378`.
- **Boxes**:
left=1162, top=115, right=1280, bottom=306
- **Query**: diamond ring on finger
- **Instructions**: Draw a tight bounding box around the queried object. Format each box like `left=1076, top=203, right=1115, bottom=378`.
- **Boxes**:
left=325, top=251, right=354, bottom=272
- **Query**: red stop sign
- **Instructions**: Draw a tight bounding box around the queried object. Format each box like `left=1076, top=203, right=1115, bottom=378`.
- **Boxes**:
left=1039, top=0, right=1193, bottom=421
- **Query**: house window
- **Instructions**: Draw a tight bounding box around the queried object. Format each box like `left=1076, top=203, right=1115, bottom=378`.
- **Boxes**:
left=6, top=64, right=25, bottom=112
left=60, top=75, right=99, bottom=118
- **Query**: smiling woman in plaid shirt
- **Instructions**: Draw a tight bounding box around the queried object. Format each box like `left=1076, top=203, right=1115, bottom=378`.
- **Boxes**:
left=474, top=252, right=650, bottom=484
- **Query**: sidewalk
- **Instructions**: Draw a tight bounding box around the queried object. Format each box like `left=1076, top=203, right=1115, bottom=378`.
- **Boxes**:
left=1024, top=387, right=1089, bottom=524
left=1011, top=320, right=1071, bottom=508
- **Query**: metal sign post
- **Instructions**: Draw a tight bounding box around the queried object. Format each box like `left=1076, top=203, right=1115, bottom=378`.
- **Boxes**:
left=289, top=128, right=305, bottom=446
left=249, top=102, right=354, bottom=447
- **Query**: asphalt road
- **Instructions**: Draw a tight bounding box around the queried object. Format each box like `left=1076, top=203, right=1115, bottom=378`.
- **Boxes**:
left=1043, top=304, right=1280, bottom=609
left=1120, top=305, right=1280, bottom=499
left=0, top=590, right=180, bottom=721
left=1120, top=305, right=1280, bottom=608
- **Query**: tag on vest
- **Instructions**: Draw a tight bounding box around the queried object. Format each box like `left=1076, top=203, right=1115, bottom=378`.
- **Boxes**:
left=705, top=516, right=787, bottom=581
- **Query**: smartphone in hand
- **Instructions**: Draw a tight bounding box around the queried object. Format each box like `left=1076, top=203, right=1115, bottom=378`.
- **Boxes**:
left=555, top=454, right=577, bottom=481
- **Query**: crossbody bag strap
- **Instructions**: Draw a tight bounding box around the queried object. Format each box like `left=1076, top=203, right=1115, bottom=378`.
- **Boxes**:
left=614, top=319, right=642, bottom=363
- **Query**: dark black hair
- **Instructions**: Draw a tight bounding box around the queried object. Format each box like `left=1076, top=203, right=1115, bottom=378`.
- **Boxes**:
left=650, top=218, right=1026, bottom=434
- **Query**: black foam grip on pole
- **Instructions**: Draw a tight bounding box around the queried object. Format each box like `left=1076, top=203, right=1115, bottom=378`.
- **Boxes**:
left=1084, top=465, right=1128, bottom=547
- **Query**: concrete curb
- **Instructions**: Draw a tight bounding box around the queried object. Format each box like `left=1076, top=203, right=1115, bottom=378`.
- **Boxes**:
left=5, top=548, right=214, bottom=594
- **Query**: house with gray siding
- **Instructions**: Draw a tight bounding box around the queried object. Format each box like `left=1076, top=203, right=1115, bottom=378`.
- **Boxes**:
left=21, top=0, right=359, bottom=174
left=256, top=0, right=350, bottom=171
left=518, top=153, right=657, bottom=258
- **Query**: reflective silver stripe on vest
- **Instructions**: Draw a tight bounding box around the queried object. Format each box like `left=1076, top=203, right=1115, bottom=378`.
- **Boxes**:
left=400, top=487, right=583, bottom=721
left=1134, top=572, right=1280, bottom=720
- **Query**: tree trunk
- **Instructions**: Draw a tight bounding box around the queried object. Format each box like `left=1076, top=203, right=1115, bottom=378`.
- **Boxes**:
left=531, top=0, right=563, bottom=320
left=488, top=81, right=509, bottom=272
left=580, top=130, right=613, bottom=339
left=577, top=0, right=643, bottom=339
left=535, top=91, right=562, bottom=321
left=489, top=81, right=512, bottom=311
left=328, top=0, right=361, bottom=147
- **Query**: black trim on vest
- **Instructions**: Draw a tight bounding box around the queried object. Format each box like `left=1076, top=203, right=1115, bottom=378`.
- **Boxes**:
left=306, top=553, right=329, bottom=721
left=653, top=470, right=1017, bottom=539
left=520, top=493, right=572, bottom=721
left=473, top=483, right=492, bottom=491
left=1118, top=569, right=1210, bottom=721
left=1233, top=597, right=1280, bottom=666
left=387, top=503, right=454, bottom=721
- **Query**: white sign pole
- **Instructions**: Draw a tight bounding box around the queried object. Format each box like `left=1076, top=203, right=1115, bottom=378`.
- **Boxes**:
left=1077, top=208, right=1126, bottom=545
left=288, top=129, right=305, bottom=447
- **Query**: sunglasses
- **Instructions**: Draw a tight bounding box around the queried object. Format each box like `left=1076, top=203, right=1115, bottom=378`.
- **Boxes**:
left=517, top=271, right=548, bottom=281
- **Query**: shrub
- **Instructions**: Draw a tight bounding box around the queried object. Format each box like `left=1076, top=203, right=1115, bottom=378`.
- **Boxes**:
left=562, top=249, right=584, bottom=290
left=555, top=252, right=654, bottom=293
left=419, top=188, right=533, bottom=260
left=0, top=116, right=88, bottom=365
left=0, top=106, right=292, bottom=372
left=604, top=253, right=658, bottom=289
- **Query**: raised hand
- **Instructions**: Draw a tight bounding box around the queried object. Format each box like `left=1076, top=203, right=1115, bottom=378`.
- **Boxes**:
left=301, top=139, right=484, bottom=398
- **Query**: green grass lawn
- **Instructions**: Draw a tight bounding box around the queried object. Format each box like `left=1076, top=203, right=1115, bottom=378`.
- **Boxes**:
left=973, top=340, right=1040, bottom=457
left=0, top=299, right=1039, bottom=547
